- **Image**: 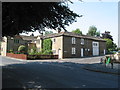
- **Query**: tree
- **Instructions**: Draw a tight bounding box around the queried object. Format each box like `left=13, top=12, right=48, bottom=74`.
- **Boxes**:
left=101, top=31, right=113, bottom=41
left=45, top=31, right=53, bottom=35
left=72, top=28, right=82, bottom=35
left=104, top=39, right=113, bottom=49
left=43, top=39, right=52, bottom=51
left=87, top=26, right=100, bottom=37
left=2, top=2, right=81, bottom=36
left=102, top=31, right=117, bottom=52
left=87, top=26, right=97, bottom=36
left=96, top=31, right=100, bottom=37
left=104, top=38, right=117, bottom=53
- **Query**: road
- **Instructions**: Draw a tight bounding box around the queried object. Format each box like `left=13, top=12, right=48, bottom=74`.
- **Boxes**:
left=1, top=56, right=119, bottom=88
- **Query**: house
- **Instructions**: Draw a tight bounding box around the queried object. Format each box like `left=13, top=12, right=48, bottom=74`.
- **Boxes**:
left=0, top=35, right=42, bottom=56
left=1, top=32, right=106, bottom=59
left=43, top=32, right=106, bottom=59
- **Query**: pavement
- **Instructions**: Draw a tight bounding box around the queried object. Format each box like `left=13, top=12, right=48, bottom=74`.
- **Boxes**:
left=2, top=56, right=120, bottom=76
left=83, top=63, right=120, bottom=75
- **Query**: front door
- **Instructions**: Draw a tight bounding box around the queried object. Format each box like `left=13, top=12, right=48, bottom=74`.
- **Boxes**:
left=58, top=49, right=62, bottom=59
left=81, top=48, right=84, bottom=57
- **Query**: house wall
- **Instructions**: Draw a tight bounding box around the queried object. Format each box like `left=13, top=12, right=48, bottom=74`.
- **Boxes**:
left=12, top=37, right=27, bottom=52
left=1, top=42, right=7, bottom=56
left=1, top=36, right=28, bottom=56
left=1, top=37, right=7, bottom=56
left=62, top=36, right=106, bottom=58
left=36, top=37, right=43, bottom=52
left=63, top=36, right=93, bottom=58
left=99, top=41, right=106, bottom=55
left=51, top=36, right=63, bottom=59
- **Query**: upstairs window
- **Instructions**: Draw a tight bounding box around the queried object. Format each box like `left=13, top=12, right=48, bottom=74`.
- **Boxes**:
left=72, top=47, right=76, bottom=54
left=81, top=39, right=84, bottom=45
left=93, top=42, right=99, bottom=47
left=14, top=39, right=19, bottom=43
left=72, top=37, right=76, bottom=44
left=53, top=38, right=56, bottom=43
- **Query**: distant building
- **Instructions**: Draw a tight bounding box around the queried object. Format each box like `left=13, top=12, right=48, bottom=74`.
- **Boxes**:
left=1, top=32, right=106, bottom=59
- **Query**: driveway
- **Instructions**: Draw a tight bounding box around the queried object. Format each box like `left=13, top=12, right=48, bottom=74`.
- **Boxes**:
left=1, top=56, right=119, bottom=88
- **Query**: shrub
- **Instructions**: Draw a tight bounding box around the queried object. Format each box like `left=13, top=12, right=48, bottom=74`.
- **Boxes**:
left=8, top=49, right=13, bottom=53
left=18, top=45, right=26, bottom=54
left=42, top=50, right=53, bottom=55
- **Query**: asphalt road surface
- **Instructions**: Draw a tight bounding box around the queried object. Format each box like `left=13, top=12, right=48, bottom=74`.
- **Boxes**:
left=1, top=56, right=119, bottom=88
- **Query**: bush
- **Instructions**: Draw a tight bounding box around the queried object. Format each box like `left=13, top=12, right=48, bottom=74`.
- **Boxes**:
left=7, top=49, right=13, bottom=53
left=42, top=50, right=53, bottom=55
left=18, top=45, right=26, bottom=54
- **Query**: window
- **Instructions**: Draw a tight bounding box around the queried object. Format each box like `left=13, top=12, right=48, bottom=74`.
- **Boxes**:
left=53, top=38, right=56, bottom=43
left=72, top=47, right=76, bottom=54
left=72, top=37, right=76, bottom=44
left=93, top=42, right=98, bottom=47
left=88, top=49, right=90, bottom=51
left=14, top=39, right=19, bottom=43
left=81, top=39, right=84, bottom=45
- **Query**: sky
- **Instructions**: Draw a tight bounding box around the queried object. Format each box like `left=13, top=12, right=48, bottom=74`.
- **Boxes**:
left=22, top=1, right=119, bottom=46
left=66, top=1, right=118, bottom=45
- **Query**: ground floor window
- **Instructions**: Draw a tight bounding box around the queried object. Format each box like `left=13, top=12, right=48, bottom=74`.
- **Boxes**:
left=72, top=47, right=76, bottom=54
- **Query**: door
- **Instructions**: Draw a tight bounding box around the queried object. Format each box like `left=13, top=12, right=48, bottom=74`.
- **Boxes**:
left=81, top=48, right=84, bottom=57
left=58, top=49, right=62, bottom=59
left=92, top=42, right=99, bottom=56
left=104, top=49, right=106, bottom=55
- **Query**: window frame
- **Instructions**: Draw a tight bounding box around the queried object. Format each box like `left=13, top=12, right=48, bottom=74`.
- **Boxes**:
left=72, top=47, right=76, bottom=54
left=72, top=37, right=76, bottom=44
left=81, top=38, right=84, bottom=45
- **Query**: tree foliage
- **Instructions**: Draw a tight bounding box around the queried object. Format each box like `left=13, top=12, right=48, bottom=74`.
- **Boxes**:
left=102, top=31, right=117, bottom=52
left=45, top=31, right=53, bottom=35
left=43, top=39, right=52, bottom=51
left=87, top=26, right=100, bottom=36
left=2, top=2, right=81, bottom=36
left=101, top=31, right=113, bottom=41
left=72, top=28, right=82, bottom=35
left=104, top=38, right=113, bottom=50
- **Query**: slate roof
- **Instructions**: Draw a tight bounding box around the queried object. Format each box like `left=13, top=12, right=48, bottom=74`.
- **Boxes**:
left=20, top=35, right=38, bottom=41
left=43, top=32, right=106, bottom=41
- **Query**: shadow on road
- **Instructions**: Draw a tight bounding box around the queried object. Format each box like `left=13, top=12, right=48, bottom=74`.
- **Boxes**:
left=2, top=61, right=119, bottom=89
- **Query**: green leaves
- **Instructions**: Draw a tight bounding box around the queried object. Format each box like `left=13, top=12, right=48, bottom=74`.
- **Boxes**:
left=3, top=2, right=80, bottom=36
left=72, top=28, right=82, bottom=35
left=87, top=26, right=99, bottom=36
left=43, top=39, right=52, bottom=51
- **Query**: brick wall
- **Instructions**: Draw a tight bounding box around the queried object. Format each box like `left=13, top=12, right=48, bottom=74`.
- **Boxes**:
left=6, top=53, right=27, bottom=60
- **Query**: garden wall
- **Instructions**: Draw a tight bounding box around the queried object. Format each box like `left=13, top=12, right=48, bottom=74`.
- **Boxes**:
left=6, top=53, right=58, bottom=60
left=27, top=55, right=58, bottom=60
left=6, top=53, right=27, bottom=60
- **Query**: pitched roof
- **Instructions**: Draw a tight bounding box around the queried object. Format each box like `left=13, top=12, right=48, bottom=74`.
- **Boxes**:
left=20, top=35, right=38, bottom=41
left=43, top=32, right=106, bottom=41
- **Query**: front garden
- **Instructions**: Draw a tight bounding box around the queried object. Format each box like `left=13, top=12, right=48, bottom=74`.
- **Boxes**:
left=7, top=39, right=58, bottom=60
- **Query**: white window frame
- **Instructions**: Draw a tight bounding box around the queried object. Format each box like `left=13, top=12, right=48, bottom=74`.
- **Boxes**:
left=93, top=42, right=99, bottom=47
left=81, top=38, right=84, bottom=45
left=72, top=47, right=76, bottom=54
left=72, top=37, right=76, bottom=44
